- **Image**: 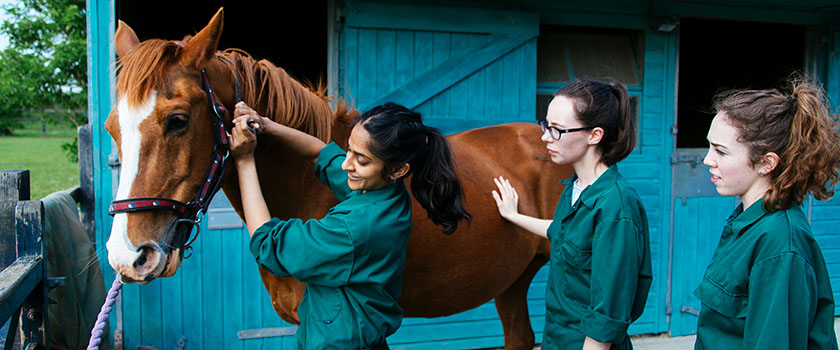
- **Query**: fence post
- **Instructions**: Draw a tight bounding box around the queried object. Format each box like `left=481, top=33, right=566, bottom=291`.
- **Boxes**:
left=1, top=170, right=30, bottom=271
left=78, top=124, right=96, bottom=242
left=16, top=200, right=47, bottom=350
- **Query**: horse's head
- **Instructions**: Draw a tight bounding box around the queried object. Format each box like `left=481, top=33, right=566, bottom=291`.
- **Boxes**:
left=105, top=9, right=234, bottom=283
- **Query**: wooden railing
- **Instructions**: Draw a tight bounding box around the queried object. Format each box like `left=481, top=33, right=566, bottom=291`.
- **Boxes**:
left=1, top=170, right=48, bottom=350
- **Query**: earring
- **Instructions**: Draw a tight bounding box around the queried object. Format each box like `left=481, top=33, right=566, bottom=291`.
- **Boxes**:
left=758, top=170, right=766, bottom=176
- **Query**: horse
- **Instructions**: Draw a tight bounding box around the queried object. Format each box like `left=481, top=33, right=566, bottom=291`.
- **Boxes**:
left=104, top=8, right=572, bottom=350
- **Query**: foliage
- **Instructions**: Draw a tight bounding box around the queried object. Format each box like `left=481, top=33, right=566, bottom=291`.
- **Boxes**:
left=0, top=0, right=87, bottom=136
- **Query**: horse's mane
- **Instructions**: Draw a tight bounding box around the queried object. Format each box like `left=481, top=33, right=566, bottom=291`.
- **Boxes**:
left=116, top=38, right=357, bottom=142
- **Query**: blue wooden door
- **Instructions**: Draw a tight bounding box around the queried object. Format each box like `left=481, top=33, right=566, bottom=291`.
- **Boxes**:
left=340, top=1, right=538, bottom=135
left=668, top=149, right=740, bottom=336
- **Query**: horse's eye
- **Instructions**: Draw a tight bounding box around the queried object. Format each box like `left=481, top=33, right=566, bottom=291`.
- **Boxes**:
left=165, top=114, right=189, bottom=133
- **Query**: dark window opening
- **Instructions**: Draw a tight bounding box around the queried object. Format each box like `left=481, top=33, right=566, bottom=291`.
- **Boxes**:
left=116, top=1, right=327, bottom=85
left=677, top=18, right=805, bottom=148
left=537, top=26, right=644, bottom=87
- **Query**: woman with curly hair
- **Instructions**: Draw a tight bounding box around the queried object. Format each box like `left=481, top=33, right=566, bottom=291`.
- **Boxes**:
left=696, top=77, right=840, bottom=349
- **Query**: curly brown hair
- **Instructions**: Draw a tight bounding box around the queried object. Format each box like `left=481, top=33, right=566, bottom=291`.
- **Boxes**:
left=713, top=77, right=840, bottom=211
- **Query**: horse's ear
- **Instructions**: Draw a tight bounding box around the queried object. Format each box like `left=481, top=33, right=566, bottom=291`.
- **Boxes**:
left=179, top=8, right=224, bottom=68
left=115, top=20, right=140, bottom=58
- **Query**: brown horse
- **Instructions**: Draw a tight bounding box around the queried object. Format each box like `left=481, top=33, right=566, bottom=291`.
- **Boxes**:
left=105, top=8, right=571, bottom=350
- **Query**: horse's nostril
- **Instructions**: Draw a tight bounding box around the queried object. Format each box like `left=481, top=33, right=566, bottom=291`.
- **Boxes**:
left=133, top=244, right=157, bottom=268
left=134, top=251, right=147, bottom=268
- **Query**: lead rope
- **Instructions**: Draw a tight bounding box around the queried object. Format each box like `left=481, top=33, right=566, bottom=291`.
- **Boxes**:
left=87, top=274, right=123, bottom=350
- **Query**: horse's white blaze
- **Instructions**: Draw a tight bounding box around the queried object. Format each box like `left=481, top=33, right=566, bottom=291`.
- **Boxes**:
left=106, top=91, right=157, bottom=272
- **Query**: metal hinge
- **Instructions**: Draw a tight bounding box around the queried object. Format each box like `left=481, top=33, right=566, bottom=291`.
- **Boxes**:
left=108, top=154, right=121, bottom=168
left=670, top=124, right=678, bottom=136
left=680, top=305, right=701, bottom=316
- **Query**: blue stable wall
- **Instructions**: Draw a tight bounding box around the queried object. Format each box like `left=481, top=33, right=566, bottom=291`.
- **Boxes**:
left=338, top=2, right=673, bottom=347
left=87, top=0, right=840, bottom=348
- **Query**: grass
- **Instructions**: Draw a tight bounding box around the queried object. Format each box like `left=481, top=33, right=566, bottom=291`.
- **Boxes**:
left=0, top=121, right=79, bottom=200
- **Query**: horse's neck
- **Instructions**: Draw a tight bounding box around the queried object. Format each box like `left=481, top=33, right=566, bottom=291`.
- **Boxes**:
left=218, top=53, right=353, bottom=220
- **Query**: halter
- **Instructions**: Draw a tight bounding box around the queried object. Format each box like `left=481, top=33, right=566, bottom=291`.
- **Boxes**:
left=109, top=57, right=241, bottom=257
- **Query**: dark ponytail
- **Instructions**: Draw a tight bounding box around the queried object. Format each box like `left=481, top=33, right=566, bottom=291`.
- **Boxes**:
left=356, top=103, right=472, bottom=234
left=556, top=80, right=637, bottom=165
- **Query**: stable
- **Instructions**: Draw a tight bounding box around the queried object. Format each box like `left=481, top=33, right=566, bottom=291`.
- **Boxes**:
left=85, top=0, right=840, bottom=348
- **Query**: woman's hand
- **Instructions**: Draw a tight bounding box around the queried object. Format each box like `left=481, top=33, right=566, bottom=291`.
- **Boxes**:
left=232, top=101, right=265, bottom=134
left=492, top=176, right=519, bottom=220
left=230, top=116, right=257, bottom=160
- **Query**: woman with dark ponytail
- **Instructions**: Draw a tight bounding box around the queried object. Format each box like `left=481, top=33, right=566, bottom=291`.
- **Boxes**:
left=229, top=101, right=470, bottom=349
left=695, top=77, right=839, bottom=349
left=492, top=80, right=652, bottom=349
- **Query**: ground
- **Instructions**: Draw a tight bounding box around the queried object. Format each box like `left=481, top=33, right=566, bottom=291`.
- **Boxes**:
left=0, top=121, right=79, bottom=200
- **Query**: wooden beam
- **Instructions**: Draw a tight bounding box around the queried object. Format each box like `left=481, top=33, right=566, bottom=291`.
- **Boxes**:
left=0, top=257, right=42, bottom=323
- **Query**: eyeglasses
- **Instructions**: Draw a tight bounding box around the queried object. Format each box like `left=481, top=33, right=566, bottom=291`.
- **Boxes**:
left=539, top=120, right=592, bottom=140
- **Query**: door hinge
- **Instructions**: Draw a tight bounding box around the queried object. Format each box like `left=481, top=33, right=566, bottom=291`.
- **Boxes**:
left=680, top=305, right=700, bottom=316
left=670, top=124, right=678, bottom=136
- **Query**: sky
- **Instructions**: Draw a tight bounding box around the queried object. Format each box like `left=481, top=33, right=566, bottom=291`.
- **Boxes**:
left=0, top=0, right=15, bottom=50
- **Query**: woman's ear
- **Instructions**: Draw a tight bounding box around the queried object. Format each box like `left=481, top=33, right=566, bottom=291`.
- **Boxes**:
left=588, top=127, right=605, bottom=145
left=759, top=152, right=780, bottom=176
left=391, top=163, right=411, bottom=180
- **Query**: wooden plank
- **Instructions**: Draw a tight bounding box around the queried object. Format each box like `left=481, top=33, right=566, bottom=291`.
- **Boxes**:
left=431, top=32, right=452, bottom=117
left=519, top=38, right=537, bottom=121
left=467, top=35, right=487, bottom=119
left=77, top=125, right=95, bottom=243
left=364, top=33, right=536, bottom=112
left=501, top=42, right=519, bottom=118
left=447, top=33, right=471, bottom=119
left=356, top=29, right=378, bottom=108
left=345, top=1, right=539, bottom=35
left=180, top=222, right=204, bottom=350
left=222, top=228, right=244, bottom=350
left=160, top=276, right=183, bottom=350
left=1, top=170, right=29, bottom=270
left=413, top=31, right=434, bottom=117
left=138, top=279, right=162, bottom=347
left=0, top=257, right=42, bottom=322
left=201, top=228, right=224, bottom=349
left=241, top=230, right=264, bottom=350
left=343, top=28, right=359, bottom=104
left=375, top=30, right=396, bottom=101
left=14, top=200, right=46, bottom=349
left=394, top=31, right=415, bottom=94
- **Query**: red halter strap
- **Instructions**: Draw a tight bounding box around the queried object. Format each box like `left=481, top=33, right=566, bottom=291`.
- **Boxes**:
left=109, top=64, right=239, bottom=254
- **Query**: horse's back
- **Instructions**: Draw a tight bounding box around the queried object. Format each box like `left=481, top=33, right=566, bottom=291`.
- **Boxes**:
left=400, top=122, right=571, bottom=317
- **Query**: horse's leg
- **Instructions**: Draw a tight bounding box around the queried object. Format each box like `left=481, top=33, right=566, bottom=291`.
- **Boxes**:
left=494, top=255, right=548, bottom=350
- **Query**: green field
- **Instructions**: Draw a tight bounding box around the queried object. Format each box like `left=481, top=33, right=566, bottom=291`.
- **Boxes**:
left=0, top=122, right=79, bottom=200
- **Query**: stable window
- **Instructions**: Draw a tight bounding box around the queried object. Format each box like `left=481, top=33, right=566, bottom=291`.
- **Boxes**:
left=536, top=27, right=643, bottom=121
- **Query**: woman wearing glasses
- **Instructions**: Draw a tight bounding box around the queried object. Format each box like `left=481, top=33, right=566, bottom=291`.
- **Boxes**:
left=492, top=80, right=652, bottom=350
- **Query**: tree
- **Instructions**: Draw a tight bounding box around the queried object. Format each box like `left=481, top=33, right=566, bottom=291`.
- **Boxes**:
left=0, top=0, right=87, bottom=136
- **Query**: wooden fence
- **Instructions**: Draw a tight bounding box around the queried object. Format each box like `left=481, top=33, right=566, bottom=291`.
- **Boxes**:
left=1, top=170, right=48, bottom=350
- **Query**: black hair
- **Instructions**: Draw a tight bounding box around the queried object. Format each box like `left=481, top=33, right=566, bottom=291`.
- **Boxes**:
left=555, top=80, right=636, bottom=165
left=356, top=102, right=472, bottom=234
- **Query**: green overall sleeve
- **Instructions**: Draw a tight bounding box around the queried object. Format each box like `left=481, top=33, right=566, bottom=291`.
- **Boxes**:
left=580, top=218, right=644, bottom=343
left=249, top=214, right=354, bottom=287
left=745, top=253, right=816, bottom=349
left=314, top=142, right=352, bottom=200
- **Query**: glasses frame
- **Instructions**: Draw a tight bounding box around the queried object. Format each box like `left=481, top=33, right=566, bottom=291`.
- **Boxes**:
left=539, top=120, right=593, bottom=140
